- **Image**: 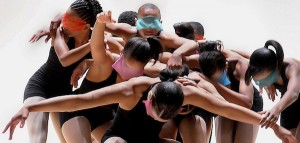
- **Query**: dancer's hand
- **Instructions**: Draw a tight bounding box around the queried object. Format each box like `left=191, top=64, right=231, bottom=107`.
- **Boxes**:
left=260, top=106, right=281, bottom=129
left=261, top=85, right=278, bottom=102
left=49, top=15, right=62, bottom=41
left=272, top=125, right=297, bottom=143
left=97, top=11, right=113, bottom=23
left=29, top=27, right=49, bottom=43
left=70, top=60, right=90, bottom=88
left=167, top=52, right=182, bottom=70
left=2, top=106, right=29, bottom=140
left=29, top=14, right=62, bottom=43
left=176, top=76, right=198, bottom=87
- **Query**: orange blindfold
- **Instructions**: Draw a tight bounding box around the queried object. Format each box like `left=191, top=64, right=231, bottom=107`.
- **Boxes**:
left=62, top=13, right=86, bottom=32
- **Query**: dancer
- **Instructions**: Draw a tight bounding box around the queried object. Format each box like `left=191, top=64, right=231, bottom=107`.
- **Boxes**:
left=245, top=40, right=300, bottom=142
left=3, top=66, right=296, bottom=143
left=22, top=0, right=102, bottom=142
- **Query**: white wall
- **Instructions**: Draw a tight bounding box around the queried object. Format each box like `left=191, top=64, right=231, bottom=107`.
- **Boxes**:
left=1, top=0, right=299, bottom=142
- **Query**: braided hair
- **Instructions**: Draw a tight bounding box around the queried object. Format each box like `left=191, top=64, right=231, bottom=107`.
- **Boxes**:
left=70, top=0, right=103, bottom=26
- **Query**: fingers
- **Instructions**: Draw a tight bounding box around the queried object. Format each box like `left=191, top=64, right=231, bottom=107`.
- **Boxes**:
left=70, top=72, right=82, bottom=88
left=2, top=121, right=11, bottom=134
left=51, top=21, right=59, bottom=30
left=284, top=135, right=297, bottom=143
left=270, top=93, right=275, bottom=102
left=258, top=110, right=267, bottom=115
left=259, top=112, right=270, bottom=126
left=45, top=35, right=51, bottom=43
left=173, top=80, right=183, bottom=87
left=29, top=34, right=42, bottom=43
left=268, top=116, right=278, bottom=128
left=265, top=87, right=271, bottom=99
left=261, top=113, right=278, bottom=129
left=97, top=11, right=113, bottom=23
left=70, top=76, right=78, bottom=88
left=20, top=117, right=26, bottom=128
left=265, top=86, right=277, bottom=102
left=259, top=87, right=263, bottom=95
left=288, top=136, right=297, bottom=143
left=3, top=119, right=17, bottom=140
left=167, top=59, right=181, bottom=69
left=108, top=10, right=112, bottom=20
left=29, top=35, right=36, bottom=43
left=73, top=80, right=78, bottom=88
left=269, top=86, right=276, bottom=101
left=263, top=115, right=275, bottom=129
left=9, top=124, right=16, bottom=140
left=49, top=21, right=60, bottom=39
left=177, top=77, right=197, bottom=86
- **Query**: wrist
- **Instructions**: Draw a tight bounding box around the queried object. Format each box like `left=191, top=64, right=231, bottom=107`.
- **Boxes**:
left=24, top=105, right=31, bottom=112
left=271, top=123, right=279, bottom=131
left=172, top=51, right=182, bottom=59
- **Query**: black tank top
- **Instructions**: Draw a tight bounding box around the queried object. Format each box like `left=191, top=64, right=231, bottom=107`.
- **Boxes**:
left=228, top=66, right=239, bottom=92
left=39, top=38, right=92, bottom=89
left=104, top=86, right=164, bottom=143
left=273, top=66, right=289, bottom=96
left=75, top=70, right=118, bottom=94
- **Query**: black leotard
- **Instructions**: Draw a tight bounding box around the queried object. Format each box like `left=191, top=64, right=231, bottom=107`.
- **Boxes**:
left=59, top=70, right=118, bottom=130
left=24, top=38, right=92, bottom=101
left=274, top=66, right=300, bottom=129
left=102, top=87, right=165, bottom=143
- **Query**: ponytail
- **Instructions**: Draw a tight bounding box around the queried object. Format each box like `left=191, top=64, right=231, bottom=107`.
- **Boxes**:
left=245, top=39, right=284, bottom=85
left=264, top=40, right=284, bottom=70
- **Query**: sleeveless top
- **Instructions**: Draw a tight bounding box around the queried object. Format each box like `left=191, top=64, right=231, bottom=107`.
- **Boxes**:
left=103, top=86, right=164, bottom=143
left=24, top=37, right=92, bottom=100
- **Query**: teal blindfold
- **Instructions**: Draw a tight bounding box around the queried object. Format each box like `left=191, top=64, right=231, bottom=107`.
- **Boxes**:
left=136, top=16, right=163, bottom=31
left=253, top=69, right=279, bottom=87
left=215, top=70, right=231, bottom=86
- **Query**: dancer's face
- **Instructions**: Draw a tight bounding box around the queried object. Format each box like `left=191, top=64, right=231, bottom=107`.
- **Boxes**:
left=137, top=8, right=162, bottom=38
left=62, top=8, right=89, bottom=37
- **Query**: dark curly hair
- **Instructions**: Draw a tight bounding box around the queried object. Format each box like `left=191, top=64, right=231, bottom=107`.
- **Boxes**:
left=118, top=11, right=138, bottom=26
left=71, top=0, right=103, bottom=26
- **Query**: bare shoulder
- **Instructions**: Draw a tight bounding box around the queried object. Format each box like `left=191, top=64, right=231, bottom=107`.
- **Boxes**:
left=235, top=56, right=249, bottom=69
left=159, top=31, right=177, bottom=39
left=129, top=76, right=160, bottom=89
left=159, top=31, right=186, bottom=43
left=119, top=77, right=159, bottom=104
left=284, top=58, right=300, bottom=76
left=285, top=58, right=300, bottom=66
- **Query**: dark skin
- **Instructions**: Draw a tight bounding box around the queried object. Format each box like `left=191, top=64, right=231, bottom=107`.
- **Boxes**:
left=3, top=75, right=297, bottom=143
left=99, top=9, right=198, bottom=68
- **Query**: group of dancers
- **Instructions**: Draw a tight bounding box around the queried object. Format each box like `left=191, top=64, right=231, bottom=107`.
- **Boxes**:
left=2, top=1, right=300, bottom=143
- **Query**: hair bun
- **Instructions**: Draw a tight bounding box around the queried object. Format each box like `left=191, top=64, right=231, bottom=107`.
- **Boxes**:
left=159, top=65, right=189, bottom=82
